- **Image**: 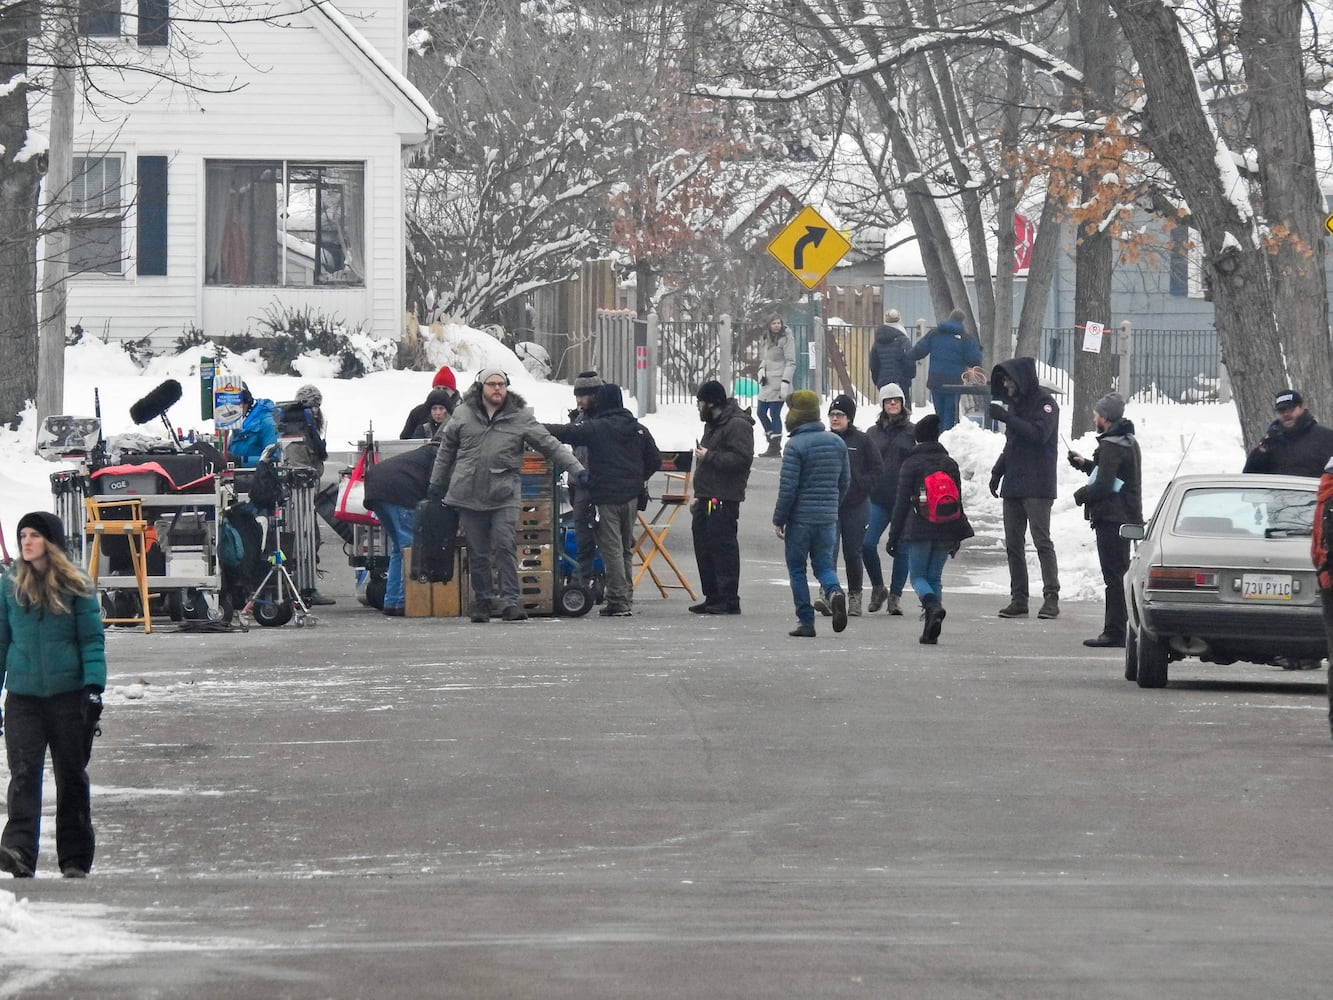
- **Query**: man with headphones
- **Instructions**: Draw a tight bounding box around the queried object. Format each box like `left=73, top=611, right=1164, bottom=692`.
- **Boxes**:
left=427, top=368, right=585, bottom=622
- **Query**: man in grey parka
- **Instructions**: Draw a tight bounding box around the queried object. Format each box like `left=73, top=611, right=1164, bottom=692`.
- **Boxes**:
left=428, top=368, right=584, bottom=622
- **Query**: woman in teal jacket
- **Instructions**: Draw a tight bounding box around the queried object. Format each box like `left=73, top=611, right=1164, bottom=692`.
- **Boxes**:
left=0, top=511, right=106, bottom=879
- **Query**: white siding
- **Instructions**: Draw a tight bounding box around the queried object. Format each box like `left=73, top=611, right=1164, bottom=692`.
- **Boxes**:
left=43, top=1, right=416, bottom=352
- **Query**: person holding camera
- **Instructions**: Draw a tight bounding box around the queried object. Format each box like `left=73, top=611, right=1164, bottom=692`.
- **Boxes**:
left=544, top=383, right=660, bottom=617
left=0, top=512, right=106, bottom=879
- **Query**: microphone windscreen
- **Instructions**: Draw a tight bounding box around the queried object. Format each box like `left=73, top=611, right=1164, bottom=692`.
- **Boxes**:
left=129, top=379, right=183, bottom=425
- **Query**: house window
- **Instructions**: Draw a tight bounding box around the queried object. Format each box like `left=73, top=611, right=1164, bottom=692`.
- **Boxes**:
left=70, top=155, right=124, bottom=275
left=138, top=0, right=169, bottom=46
left=137, top=155, right=169, bottom=276
left=204, top=161, right=366, bottom=287
left=79, top=0, right=120, bottom=36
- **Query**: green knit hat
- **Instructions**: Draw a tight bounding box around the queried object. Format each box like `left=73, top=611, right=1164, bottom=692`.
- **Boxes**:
left=785, top=390, right=822, bottom=432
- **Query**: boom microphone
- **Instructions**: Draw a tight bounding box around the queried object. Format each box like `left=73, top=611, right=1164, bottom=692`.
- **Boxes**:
left=129, top=379, right=183, bottom=425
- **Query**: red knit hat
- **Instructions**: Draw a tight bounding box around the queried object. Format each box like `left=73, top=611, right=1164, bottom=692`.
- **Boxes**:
left=432, top=366, right=457, bottom=390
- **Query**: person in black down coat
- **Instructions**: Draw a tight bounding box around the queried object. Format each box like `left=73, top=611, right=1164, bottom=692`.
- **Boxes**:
left=1069, top=393, right=1143, bottom=648
left=815, top=394, right=882, bottom=619
left=862, top=383, right=916, bottom=615
left=1243, top=389, right=1333, bottom=478
left=885, top=415, right=974, bottom=645
left=869, top=308, right=914, bottom=396
left=987, top=356, right=1061, bottom=620
left=363, top=438, right=439, bottom=616
left=690, top=380, right=756, bottom=615
left=546, top=383, right=660, bottom=617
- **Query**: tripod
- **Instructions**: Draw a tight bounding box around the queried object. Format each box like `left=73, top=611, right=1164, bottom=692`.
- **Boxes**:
left=240, top=501, right=316, bottom=628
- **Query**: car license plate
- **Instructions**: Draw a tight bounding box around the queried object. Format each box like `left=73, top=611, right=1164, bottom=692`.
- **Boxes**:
left=1241, top=573, right=1293, bottom=600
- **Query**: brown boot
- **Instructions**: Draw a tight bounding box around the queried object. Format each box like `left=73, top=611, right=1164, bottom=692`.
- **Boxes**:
left=868, top=584, right=889, bottom=613
left=886, top=594, right=903, bottom=616
left=998, top=600, right=1028, bottom=618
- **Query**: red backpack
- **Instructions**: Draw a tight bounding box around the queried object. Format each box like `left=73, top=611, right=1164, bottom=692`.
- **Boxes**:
left=918, top=470, right=962, bottom=523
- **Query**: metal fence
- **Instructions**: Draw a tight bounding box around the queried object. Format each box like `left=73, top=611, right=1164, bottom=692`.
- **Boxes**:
left=1039, top=327, right=1222, bottom=403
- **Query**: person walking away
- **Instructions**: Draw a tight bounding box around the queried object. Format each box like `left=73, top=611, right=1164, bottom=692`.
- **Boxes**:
left=814, top=394, right=882, bottom=618
left=1068, top=393, right=1142, bottom=647
left=363, top=435, right=441, bottom=617
left=226, top=382, right=280, bottom=468
left=279, top=384, right=336, bottom=606
left=566, top=371, right=603, bottom=589
left=0, top=512, right=106, bottom=879
left=1242, top=389, right=1333, bottom=478
left=690, top=380, right=756, bottom=615
left=774, top=390, right=851, bottom=637
left=756, top=314, right=797, bottom=457
left=399, top=365, right=460, bottom=439
left=907, top=309, right=982, bottom=431
left=545, top=383, right=660, bottom=617
left=987, top=357, right=1062, bottom=619
left=869, top=308, right=914, bottom=397
left=885, top=415, right=974, bottom=644
left=427, top=369, right=585, bottom=623
left=1309, top=458, right=1333, bottom=740
left=863, top=383, right=916, bottom=614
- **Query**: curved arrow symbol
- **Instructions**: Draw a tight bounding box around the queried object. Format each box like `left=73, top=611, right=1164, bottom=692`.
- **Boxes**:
left=792, top=226, right=827, bottom=269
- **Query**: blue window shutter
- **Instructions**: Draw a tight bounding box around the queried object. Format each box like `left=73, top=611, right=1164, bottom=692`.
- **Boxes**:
left=137, top=156, right=168, bottom=276
left=138, top=0, right=169, bottom=46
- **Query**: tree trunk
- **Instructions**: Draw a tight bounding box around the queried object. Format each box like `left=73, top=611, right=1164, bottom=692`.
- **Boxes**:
left=1015, top=190, right=1063, bottom=359
left=0, top=5, right=41, bottom=427
left=1070, top=0, right=1116, bottom=438
left=1110, top=0, right=1287, bottom=449
left=990, top=52, right=1024, bottom=367
left=1237, top=0, right=1331, bottom=428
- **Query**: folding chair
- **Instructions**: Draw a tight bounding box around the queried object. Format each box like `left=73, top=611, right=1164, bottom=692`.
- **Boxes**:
left=84, top=496, right=153, bottom=633
left=633, top=450, right=698, bottom=600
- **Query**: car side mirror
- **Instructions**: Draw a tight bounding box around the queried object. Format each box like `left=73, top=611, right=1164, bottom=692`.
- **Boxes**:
left=1119, top=523, right=1145, bottom=541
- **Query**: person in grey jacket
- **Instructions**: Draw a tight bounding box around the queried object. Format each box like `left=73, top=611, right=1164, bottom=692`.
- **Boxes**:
left=755, top=314, right=797, bottom=457
left=427, top=368, right=584, bottom=623
left=774, top=390, right=851, bottom=637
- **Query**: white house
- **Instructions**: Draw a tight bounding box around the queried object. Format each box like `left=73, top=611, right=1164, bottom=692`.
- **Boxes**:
left=49, top=0, right=437, bottom=349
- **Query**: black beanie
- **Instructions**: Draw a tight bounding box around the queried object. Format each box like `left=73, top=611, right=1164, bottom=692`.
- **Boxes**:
left=17, top=511, right=65, bottom=550
left=829, top=393, right=857, bottom=423
left=696, top=380, right=727, bottom=408
left=914, top=414, right=942, bottom=443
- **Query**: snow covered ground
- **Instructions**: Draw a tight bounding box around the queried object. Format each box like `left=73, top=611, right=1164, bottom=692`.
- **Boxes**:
left=0, top=324, right=1248, bottom=964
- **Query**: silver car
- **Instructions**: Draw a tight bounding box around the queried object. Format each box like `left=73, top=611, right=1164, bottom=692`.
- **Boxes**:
left=1121, top=473, right=1326, bottom=688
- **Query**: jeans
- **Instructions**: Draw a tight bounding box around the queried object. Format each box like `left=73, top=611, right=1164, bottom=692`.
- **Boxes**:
left=1002, top=497, right=1060, bottom=600
left=834, top=500, right=869, bottom=593
left=758, top=401, right=784, bottom=440
left=692, top=501, right=741, bottom=610
left=784, top=520, right=841, bottom=625
left=932, top=389, right=960, bottom=431
left=378, top=502, right=417, bottom=610
left=3, top=690, right=94, bottom=874
left=904, top=538, right=952, bottom=604
left=862, top=502, right=911, bottom=595
left=1094, top=520, right=1130, bottom=638
left=595, top=500, right=638, bottom=608
left=460, top=506, right=520, bottom=608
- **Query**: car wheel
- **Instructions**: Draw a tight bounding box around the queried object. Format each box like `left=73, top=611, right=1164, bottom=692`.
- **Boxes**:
left=1135, top=627, right=1169, bottom=688
left=1124, top=623, right=1139, bottom=682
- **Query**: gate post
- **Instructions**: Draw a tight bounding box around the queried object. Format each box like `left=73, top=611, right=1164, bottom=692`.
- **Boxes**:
left=1117, top=320, right=1133, bottom=399
left=718, top=314, right=733, bottom=394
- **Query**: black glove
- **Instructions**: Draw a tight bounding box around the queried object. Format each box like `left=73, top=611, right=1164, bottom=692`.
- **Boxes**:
left=988, top=474, right=1001, bottom=498
left=573, top=470, right=591, bottom=491
left=949, top=543, right=960, bottom=559
left=1074, top=487, right=1087, bottom=506
left=987, top=402, right=1009, bottom=422
left=885, top=541, right=898, bottom=558
left=761, top=376, right=769, bottom=387
left=567, top=408, right=580, bottom=422
left=426, top=484, right=445, bottom=503
left=0, top=706, right=4, bottom=737
left=82, top=686, right=103, bottom=727
left=1067, top=450, right=1083, bottom=469
left=637, top=489, right=650, bottom=512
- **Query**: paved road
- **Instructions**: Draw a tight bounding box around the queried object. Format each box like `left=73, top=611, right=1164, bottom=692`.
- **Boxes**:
left=6, top=458, right=1332, bottom=998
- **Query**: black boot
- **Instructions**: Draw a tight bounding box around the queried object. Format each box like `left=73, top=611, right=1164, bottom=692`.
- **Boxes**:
left=919, top=599, right=946, bottom=644
left=764, top=434, right=782, bottom=457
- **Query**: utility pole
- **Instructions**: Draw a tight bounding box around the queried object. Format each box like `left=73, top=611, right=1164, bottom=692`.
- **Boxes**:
left=37, top=2, right=76, bottom=422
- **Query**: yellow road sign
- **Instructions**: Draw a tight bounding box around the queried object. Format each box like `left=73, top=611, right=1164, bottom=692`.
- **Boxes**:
left=1325, top=213, right=1333, bottom=237
left=767, top=206, right=852, bottom=290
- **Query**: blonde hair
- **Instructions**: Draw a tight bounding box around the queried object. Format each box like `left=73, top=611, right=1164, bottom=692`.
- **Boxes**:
left=10, top=543, right=94, bottom=615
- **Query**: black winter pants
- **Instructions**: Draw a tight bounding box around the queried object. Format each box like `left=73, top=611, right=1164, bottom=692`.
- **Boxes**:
left=692, top=501, right=741, bottom=610
left=1094, top=520, right=1130, bottom=639
left=833, top=500, right=869, bottom=593
left=3, top=690, right=95, bottom=874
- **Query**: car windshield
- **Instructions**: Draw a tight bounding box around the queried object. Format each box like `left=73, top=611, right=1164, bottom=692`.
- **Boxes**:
left=1173, top=487, right=1314, bottom=537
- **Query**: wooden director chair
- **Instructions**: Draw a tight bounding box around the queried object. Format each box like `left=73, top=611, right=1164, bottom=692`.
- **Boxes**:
left=83, top=496, right=153, bottom=633
left=633, top=450, right=698, bottom=600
